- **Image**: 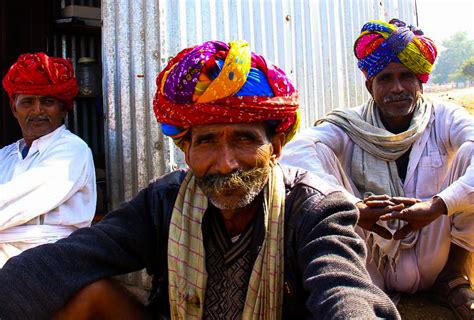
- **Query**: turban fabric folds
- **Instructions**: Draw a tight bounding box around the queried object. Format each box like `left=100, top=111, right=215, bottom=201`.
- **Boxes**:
left=354, top=19, right=437, bottom=83
left=153, top=40, right=299, bottom=149
left=2, top=53, right=78, bottom=110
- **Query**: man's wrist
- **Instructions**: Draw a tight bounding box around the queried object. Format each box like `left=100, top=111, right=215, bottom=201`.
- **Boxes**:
left=432, top=196, right=448, bottom=215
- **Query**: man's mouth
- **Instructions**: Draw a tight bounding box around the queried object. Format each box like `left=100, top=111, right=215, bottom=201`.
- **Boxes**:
left=27, top=116, right=49, bottom=123
left=384, top=93, right=413, bottom=103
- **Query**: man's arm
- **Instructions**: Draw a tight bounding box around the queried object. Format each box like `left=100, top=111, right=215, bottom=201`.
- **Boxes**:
left=378, top=104, right=474, bottom=238
left=0, top=140, right=95, bottom=230
left=435, top=104, right=474, bottom=215
left=296, top=189, right=400, bottom=319
left=0, top=187, right=156, bottom=319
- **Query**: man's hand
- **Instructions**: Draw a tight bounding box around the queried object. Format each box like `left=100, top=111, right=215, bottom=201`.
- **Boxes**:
left=356, top=194, right=406, bottom=240
left=380, top=196, right=447, bottom=240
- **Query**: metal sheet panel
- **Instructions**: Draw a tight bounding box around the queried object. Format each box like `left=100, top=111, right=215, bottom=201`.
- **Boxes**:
left=102, top=0, right=417, bottom=208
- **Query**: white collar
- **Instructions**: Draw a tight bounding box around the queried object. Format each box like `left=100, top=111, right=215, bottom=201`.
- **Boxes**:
left=15, top=125, right=66, bottom=159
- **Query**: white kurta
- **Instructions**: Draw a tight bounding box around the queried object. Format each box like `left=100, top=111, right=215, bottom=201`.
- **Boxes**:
left=0, top=125, right=96, bottom=267
left=281, top=99, right=474, bottom=293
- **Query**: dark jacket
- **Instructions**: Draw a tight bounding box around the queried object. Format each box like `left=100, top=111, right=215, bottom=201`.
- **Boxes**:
left=0, top=166, right=399, bottom=319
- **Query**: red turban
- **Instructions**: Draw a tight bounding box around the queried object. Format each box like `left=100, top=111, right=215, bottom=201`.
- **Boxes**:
left=2, top=53, right=78, bottom=110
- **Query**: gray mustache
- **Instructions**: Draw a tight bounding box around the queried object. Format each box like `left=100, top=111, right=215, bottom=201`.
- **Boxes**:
left=202, top=169, right=260, bottom=189
left=199, top=167, right=268, bottom=192
left=26, top=116, right=49, bottom=122
left=384, top=92, right=413, bottom=103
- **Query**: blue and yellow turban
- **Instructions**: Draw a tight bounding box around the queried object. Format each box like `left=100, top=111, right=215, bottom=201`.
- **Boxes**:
left=354, top=19, right=437, bottom=83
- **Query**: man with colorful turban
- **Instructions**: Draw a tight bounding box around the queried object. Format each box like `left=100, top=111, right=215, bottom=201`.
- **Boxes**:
left=0, top=53, right=96, bottom=267
left=0, top=41, right=399, bottom=319
left=281, top=19, right=474, bottom=319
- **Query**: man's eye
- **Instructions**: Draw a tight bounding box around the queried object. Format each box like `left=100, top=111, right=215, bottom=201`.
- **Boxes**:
left=195, top=137, right=212, bottom=145
left=43, top=98, right=57, bottom=105
left=401, top=73, right=416, bottom=79
left=19, top=99, right=33, bottom=105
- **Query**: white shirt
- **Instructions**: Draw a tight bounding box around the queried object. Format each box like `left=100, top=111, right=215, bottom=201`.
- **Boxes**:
left=0, top=125, right=96, bottom=265
left=281, top=99, right=474, bottom=216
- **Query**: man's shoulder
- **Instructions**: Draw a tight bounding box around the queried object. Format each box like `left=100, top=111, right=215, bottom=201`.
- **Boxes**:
left=37, top=127, right=92, bottom=158
left=56, top=127, right=90, bottom=149
left=281, top=165, right=342, bottom=197
left=147, top=169, right=189, bottom=193
left=0, top=141, right=18, bottom=159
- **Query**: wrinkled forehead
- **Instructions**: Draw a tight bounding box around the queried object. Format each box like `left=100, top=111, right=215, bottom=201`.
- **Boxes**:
left=14, top=94, right=62, bottom=103
left=190, top=122, right=267, bottom=137
left=368, top=62, right=421, bottom=85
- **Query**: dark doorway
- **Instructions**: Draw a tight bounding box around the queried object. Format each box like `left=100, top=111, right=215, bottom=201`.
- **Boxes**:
left=0, top=0, right=54, bottom=148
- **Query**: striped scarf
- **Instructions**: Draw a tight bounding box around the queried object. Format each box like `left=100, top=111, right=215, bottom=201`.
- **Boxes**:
left=167, top=166, right=285, bottom=319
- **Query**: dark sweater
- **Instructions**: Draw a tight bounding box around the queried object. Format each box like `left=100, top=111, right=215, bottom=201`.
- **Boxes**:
left=0, top=166, right=400, bottom=319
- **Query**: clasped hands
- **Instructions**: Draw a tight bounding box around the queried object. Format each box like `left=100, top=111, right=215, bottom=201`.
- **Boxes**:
left=356, top=194, right=448, bottom=240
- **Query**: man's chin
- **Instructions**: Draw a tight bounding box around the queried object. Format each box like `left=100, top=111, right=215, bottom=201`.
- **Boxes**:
left=208, top=193, right=256, bottom=210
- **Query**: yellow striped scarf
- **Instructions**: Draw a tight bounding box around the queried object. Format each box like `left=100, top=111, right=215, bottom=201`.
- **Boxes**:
left=168, top=166, right=285, bottom=319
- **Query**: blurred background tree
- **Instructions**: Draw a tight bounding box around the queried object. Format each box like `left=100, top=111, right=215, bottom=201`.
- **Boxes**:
left=431, top=32, right=474, bottom=84
left=461, top=56, right=474, bottom=80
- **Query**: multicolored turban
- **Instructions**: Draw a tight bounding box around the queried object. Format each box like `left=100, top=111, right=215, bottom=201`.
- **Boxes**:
left=354, top=19, right=437, bottom=83
left=153, top=40, right=299, bottom=149
left=2, top=52, right=78, bottom=110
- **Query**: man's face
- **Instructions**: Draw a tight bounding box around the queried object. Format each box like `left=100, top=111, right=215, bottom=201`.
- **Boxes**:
left=184, top=122, right=283, bottom=210
left=12, top=94, right=67, bottom=146
left=366, top=62, right=422, bottom=125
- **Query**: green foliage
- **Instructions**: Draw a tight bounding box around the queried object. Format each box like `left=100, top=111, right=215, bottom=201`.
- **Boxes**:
left=431, top=32, right=474, bottom=84
left=461, top=56, right=474, bottom=80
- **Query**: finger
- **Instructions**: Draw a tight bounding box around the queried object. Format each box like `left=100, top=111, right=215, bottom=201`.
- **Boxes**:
left=365, top=200, right=396, bottom=208
left=380, top=210, right=408, bottom=221
left=393, top=225, right=412, bottom=240
left=371, top=224, right=393, bottom=240
left=366, top=203, right=406, bottom=216
left=390, top=197, right=419, bottom=205
left=364, top=194, right=391, bottom=201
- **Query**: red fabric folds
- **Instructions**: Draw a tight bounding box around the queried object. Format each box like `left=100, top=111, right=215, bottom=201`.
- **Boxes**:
left=2, top=53, right=78, bottom=110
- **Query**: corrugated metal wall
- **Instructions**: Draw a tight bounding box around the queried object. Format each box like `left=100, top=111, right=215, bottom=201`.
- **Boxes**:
left=102, top=0, right=417, bottom=209
left=102, top=0, right=417, bottom=293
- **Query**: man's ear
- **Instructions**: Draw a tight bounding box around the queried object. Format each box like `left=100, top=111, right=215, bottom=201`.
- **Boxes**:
left=10, top=103, right=18, bottom=119
left=365, top=79, right=373, bottom=95
left=270, top=132, right=285, bottom=166
left=182, top=140, right=192, bottom=167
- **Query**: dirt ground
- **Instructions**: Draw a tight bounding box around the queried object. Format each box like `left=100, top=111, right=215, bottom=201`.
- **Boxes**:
left=396, top=86, right=474, bottom=319
left=425, top=86, right=474, bottom=114
left=397, top=292, right=457, bottom=319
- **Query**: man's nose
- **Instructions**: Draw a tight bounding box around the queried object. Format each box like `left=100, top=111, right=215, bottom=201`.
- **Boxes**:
left=391, top=78, right=404, bottom=93
left=31, top=98, right=43, bottom=113
left=215, top=145, right=240, bottom=174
